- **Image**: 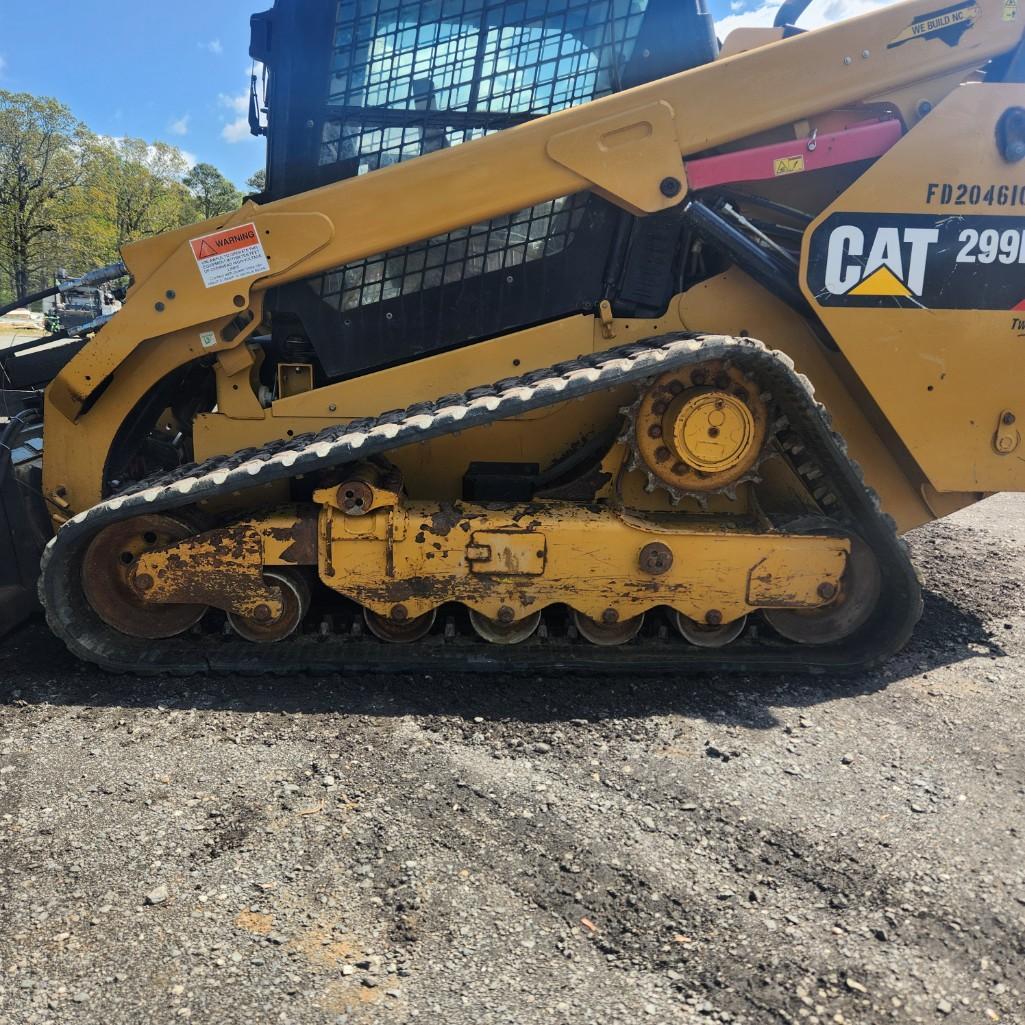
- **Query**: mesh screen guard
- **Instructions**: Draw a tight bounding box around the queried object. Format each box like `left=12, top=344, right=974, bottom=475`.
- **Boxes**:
left=315, top=0, right=648, bottom=314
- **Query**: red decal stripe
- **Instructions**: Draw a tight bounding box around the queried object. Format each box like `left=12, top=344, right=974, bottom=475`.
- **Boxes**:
left=684, top=120, right=904, bottom=192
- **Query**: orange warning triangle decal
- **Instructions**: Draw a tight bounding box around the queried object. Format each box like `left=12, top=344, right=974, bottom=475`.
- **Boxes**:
left=197, top=239, right=218, bottom=259
left=849, top=266, right=912, bottom=297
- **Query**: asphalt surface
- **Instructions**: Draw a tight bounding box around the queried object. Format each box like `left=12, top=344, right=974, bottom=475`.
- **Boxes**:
left=1, top=494, right=1024, bottom=1025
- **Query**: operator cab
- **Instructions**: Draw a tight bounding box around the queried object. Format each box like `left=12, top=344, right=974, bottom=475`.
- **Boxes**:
left=249, top=0, right=719, bottom=379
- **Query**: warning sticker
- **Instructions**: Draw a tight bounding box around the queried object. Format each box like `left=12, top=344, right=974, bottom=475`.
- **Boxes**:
left=189, top=223, right=269, bottom=288
left=773, top=155, right=805, bottom=177
left=1005, top=0, right=1018, bottom=20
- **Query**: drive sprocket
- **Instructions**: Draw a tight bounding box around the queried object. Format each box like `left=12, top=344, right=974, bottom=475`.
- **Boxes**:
left=622, top=358, right=770, bottom=501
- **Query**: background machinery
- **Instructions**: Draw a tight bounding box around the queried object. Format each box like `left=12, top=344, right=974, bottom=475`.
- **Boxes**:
left=1, top=0, right=1024, bottom=672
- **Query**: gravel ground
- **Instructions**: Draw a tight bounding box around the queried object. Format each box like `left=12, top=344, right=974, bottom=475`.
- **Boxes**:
left=1, top=495, right=1024, bottom=1025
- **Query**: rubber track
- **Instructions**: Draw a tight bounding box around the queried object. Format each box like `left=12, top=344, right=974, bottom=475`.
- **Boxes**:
left=39, top=333, right=922, bottom=675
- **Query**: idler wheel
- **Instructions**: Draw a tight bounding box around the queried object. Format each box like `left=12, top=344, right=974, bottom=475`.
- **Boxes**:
left=763, top=529, right=881, bottom=645
left=82, top=514, right=208, bottom=639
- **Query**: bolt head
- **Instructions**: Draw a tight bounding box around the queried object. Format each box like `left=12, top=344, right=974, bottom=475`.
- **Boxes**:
left=638, top=542, right=673, bottom=576
left=651, top=401, right=667, bottom=415
left=253, top=603, right=273, bottom=622
left=671, top=462, right=688, bottom=475
left=133, top=573, right=154, bottom=592
left=390, top=604, right=409, bottom=622
left=817, top=581, right=838, bottom=601
left=648, top=425, right=662, bottom=439
left=497, top=605, right=515, bottom=624
left=601, top=608, right=619, bottom=624
left=1003, top=412, right=1016, bottom=426
left=659, top=176, right=682, bottom=198
left=705, top=609, right=723, bottom=627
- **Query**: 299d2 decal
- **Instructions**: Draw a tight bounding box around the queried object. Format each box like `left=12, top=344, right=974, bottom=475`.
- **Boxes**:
left=806, top=213, right=1025, bottom=311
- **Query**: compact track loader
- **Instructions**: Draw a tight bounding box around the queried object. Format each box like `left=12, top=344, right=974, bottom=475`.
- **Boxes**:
left=2, top=0, right=1024, bottom=673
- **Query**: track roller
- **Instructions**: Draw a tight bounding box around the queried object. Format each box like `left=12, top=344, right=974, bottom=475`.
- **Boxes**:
left=674, top=611, right=747, bottom=648
left=572, top=610, right=644, bottom=646
left=469, top=609, right=542, bottom=644
left=363, top=606, right=436, bottom=643
left=228, top=570, right=310, bottom=643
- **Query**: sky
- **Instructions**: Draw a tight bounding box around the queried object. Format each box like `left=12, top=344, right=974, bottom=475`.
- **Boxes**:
left=0, top=0, right=898, bottom=189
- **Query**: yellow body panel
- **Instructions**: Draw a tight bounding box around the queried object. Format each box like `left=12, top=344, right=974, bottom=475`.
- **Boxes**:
left=35, top=0, right=1024, bottom=555
left=801, top=84, right=1025, bottom=494
left=317, top=498, right=850, bottom=625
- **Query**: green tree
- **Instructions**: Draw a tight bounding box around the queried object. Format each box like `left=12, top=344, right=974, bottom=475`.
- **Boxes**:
left=184, top=162, right=242, bottom=219
left=0, top=90, right=241, bottom=306
left=97, top=138, right=198, bottom=247
left=0, top=91, right=88, bottom=302
left=246, top=168, right=266, bottom=193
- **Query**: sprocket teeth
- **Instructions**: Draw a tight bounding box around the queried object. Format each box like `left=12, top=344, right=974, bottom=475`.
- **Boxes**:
left=618, top=358, right=772, bottom=504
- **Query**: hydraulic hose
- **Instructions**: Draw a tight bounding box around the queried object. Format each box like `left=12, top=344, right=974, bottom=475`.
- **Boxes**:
left=0, top=284, right=60, bottom=319
left=0, top=261, right=127, bottom=320
left=773, top=0, right=812, bottom=27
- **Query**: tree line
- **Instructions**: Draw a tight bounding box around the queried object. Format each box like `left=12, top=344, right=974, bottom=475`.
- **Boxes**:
left=0, top=90, right=263, bottom=306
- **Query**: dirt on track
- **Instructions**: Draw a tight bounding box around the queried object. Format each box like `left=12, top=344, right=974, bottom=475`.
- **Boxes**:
left=1, top=495, right=1024, bottom=1025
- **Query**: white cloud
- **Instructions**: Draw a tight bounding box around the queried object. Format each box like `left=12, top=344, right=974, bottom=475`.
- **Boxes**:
left=203, top=39, right=224, bottom=55
left=221, top=118, right=252, bottom=143
left=219, top=90, right=249, bottom=116
left=170, top=114, right=190, bottom=136
left=716, top=0, right=898, bottom=38
left=218, top=74, right=264, bottom=144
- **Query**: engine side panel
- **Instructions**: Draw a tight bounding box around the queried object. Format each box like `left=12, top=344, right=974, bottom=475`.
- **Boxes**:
left=802, top=83, right=1025, bottom=494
